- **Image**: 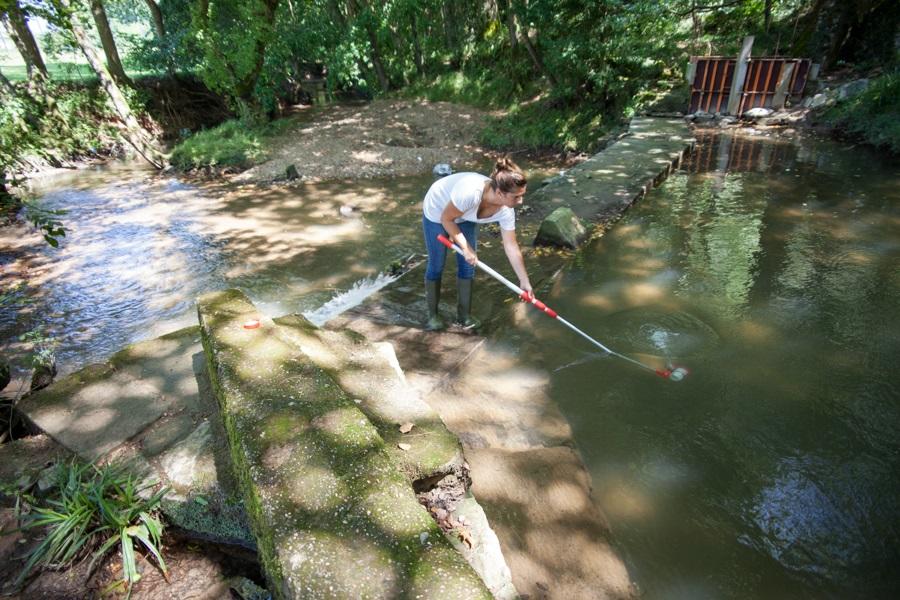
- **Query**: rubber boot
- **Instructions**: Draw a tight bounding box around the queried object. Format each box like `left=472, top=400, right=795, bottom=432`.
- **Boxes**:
left=456, top=278, right=481, bottom=329
left=424, top=279, right=445, bottom=331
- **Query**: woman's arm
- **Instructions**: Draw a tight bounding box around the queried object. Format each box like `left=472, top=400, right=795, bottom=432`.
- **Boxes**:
left=441, top=202, right=478, bottom=265
left=501, top=228, right=533, bottom=298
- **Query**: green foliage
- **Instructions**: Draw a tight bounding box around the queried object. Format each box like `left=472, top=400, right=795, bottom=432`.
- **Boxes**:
left=819, top=72, right=900, bottom=154
left=14, top=460, right=169, bottom=590
left=480, top=100, right=613, bottom=153
left=0, top=82, right=120, bottom=174
left=169, top=117, right=291, bottom=169
left=17, top=324, right=58, bottom=369
left=21, top=199, right=67, bottom=247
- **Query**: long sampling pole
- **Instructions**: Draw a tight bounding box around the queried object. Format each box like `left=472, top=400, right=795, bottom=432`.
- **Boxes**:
left=436, top=235, right=688, bottom=382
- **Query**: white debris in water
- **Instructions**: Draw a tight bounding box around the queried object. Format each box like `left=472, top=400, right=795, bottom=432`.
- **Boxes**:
left=302, top=272, right=400, bottom=326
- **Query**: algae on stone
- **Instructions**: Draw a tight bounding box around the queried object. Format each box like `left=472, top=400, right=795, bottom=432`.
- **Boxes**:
left=198, top=289, right=491, bottom=599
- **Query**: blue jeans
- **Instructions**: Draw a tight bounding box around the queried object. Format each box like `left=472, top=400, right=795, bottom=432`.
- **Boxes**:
left=422, top=216, right=478, bottom=281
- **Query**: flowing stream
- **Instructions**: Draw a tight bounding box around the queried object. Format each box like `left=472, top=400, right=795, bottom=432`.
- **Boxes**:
left=2, top=133, right=898, bottom=598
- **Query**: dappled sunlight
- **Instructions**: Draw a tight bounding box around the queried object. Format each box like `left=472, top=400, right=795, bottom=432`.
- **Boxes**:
left=623, top=282, right=667, bottom=303
left=283, top=464, right=347, bottom=512
left=598, top=481, right=654, bottom=520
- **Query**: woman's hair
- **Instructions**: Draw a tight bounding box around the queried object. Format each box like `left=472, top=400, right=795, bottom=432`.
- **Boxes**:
left=490, top=157, right=527, bottom=193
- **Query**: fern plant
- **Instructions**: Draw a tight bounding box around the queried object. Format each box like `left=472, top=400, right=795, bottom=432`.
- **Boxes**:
left=13, top=460, right=169, bottom=591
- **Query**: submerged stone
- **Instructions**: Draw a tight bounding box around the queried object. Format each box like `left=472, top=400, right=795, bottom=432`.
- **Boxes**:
left=535, top=206, right=588, bottom=248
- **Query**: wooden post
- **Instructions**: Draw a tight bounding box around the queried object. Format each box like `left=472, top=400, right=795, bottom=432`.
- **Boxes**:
left=772, top=62, right=795, bottom=108
left=726, top=36, right=754, bottom=116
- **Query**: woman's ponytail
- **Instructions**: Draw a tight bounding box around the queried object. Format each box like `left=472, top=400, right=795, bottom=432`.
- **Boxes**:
left=490, top=156, right=527, bottom=193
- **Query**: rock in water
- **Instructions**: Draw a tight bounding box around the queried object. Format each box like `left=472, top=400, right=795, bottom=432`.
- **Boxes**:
left=30, top=358, right=57, bottom=392
left=535, top=207, right=588, bottom=249
left=433, top=163, right=453, bottom=179
left=744, top=107, right=774, bottom=119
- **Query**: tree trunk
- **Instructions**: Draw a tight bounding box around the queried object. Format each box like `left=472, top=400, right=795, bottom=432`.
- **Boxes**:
left=233, top=0, right=280, bottom=105
left=143, top=0, right=165, bottom=38
left=520, top=28, right=557, bottom=87
left=365, top=23, right=390, bottom=91
left=764, top=0, right=773, bottom=32
left=53, top=0, right=164, bottom=168
left=0, top=68, right=16, bottom=97
left=441, top=1, right=462, bottom=68
left=500, top=0, right=517, bottom=48
left=2, top=2, right=48, bottom=80
left=411, top=13, right=424, bottom=76
left=89, top=0, right=132, bottom=86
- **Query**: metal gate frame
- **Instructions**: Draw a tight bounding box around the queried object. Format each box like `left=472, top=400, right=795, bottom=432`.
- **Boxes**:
left=689, top=56, right=811, bottom=115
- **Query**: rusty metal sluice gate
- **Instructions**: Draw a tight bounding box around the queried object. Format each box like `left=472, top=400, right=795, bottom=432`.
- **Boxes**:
left=689, top=56, right=811, bottom=115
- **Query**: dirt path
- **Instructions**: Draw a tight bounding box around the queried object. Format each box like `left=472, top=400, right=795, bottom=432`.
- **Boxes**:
left=236, top=99, right=495, bottom=183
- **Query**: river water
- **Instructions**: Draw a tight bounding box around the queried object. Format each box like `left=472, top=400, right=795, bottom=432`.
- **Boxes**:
left=521, top=133, right=900, bottom=598
left=2, top=133, right=898, bottom=598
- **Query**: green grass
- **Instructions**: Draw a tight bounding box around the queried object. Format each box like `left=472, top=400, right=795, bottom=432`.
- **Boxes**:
left=1, top=61, right=164, bottom=83
left=819, top=71, right=900, bottom=154
left=169, top=117, right=294, bottom=170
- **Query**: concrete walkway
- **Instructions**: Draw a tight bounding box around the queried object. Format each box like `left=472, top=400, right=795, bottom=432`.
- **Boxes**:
left=522, top=117, right=694, bottom=245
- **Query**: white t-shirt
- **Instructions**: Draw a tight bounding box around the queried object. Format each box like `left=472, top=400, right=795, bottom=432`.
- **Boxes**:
left=422, top=172, right=516, bottom=231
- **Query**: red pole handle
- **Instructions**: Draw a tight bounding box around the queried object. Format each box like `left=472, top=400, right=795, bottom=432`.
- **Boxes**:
left=437, top=234, right=453, bottom=249
left=523, top=294, right=558, bottom=318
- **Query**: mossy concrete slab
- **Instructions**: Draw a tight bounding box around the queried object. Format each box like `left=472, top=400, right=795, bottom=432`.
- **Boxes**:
left=274, top=313, right=465, bottom=483
left=17, top=368, right=170, bottom=461
left=198, top=289, right=490, bottom=599
left=17, top=327, right=204, bottom=462
left=524, top=117, right=694, bottom=247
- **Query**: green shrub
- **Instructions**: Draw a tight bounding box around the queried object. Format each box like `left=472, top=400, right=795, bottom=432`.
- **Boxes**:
left=13, top=460, right=169, bottom=591
left=480, top=100, right=617, bottom=153
left=820, top=72, right=900, bottom=154
left=169, top=118, right=286, bottom=170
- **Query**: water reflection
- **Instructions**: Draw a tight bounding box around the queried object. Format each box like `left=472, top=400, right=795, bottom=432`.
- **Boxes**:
left=541, top=133, right=900, bottom=598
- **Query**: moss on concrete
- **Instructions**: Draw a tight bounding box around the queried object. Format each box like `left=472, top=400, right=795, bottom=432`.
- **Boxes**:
left=198, top=289, right=490, bottom=599
left=274, top=313, right=466, bottom=483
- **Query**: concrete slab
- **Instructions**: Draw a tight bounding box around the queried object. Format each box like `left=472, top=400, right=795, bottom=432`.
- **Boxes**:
left=275, top=313, right=467, bottom=483
left=18, top=368, right=169, bottom=461
left=11, top=327, right=256, bottom=549
left=524, top=117, right=694, bottom=247
left=198, top=289, right=491, bottom=600
left=334, top=289, right=636, bottom=599
left=467, top=447, right=635, bottom=600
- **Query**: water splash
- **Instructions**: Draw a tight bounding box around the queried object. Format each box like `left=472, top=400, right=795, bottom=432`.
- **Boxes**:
left=302, top=272, right=400, bottom=327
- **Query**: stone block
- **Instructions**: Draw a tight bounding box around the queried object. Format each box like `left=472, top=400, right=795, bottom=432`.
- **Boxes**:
left=197, top=289, right=490, bottom=599
left=535, top=206, right=588, bottom=248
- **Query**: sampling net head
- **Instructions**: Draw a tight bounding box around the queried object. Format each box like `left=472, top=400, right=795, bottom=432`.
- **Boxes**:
left=668, top=367, right=689, bottom=382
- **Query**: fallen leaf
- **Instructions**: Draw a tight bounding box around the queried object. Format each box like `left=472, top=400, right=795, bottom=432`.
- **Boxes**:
left=457, top=528, right=473, bottom=549
left=397, top=443, right=412, bottom=451
left=399, top=422, right=414, bottom=434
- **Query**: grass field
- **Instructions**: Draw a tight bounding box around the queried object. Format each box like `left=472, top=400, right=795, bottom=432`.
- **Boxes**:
left=1, top=61, right=164, bottom=82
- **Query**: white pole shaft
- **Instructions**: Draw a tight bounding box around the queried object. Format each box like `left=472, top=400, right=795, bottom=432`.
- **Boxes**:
left=438, top=235, right=657, bottom=372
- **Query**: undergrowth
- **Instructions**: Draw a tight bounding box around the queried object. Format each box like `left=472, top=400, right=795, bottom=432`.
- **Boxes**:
left=169, top=117, right=292, bottom=170
left=8, top=460, right=169, bottom=592
left=819, top=71, right=900, bottom=154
